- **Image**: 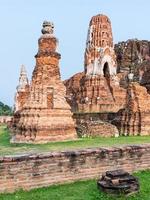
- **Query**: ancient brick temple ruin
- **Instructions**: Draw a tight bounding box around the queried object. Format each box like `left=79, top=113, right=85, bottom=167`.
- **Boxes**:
left=65, top=14, right=126, bottom=113
left=12, top=14, right=150, bottom=141
left=12, top=21, right=76, bottom=143
left=64, top=14, right=150, bottom=137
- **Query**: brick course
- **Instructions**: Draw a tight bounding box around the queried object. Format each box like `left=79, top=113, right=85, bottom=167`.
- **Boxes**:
left=0, top=144, right=150, bottom=193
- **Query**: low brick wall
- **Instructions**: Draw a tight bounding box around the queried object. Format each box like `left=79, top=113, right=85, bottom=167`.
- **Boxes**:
left=0, top=144, right=150, bottom=193
left=0, top=116, right=13, bottom=124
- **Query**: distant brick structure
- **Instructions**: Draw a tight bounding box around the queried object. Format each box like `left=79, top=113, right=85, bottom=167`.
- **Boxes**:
left=115, top=39, right=150, bottom=93
left=115, top=39, right=150, bottom=74
left=0, top=116, right=12, bottom=124
left=14, top=65, right=30, bottom=112
left=12, top=21, right=76, bottom=143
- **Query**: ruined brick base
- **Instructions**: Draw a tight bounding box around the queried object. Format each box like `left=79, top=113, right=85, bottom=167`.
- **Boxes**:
left=11, top=109, right=76, bottom=143
left=65, top=75, right=126, bottom=113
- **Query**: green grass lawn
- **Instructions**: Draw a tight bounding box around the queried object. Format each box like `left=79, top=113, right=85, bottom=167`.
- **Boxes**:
left=0, top=125, right=150, bottom=156
left=0, top=170, right=149, bottom=200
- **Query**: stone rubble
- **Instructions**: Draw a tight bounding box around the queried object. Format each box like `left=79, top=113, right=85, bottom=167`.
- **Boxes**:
left=97, top=169, right=139, bottom=196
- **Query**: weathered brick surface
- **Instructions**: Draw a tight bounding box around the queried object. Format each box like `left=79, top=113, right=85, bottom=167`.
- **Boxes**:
left=65, top=14, right=126, bottom=114
left=0, top=145, right=149, bottom=193
left=116, top=82, right=150, bottom=136
left=12, top=21, right=76, bottom=143
left=74, top=113, right=118, bottom=137
left=115, top=39, right=150, bottom=92
left=115, top=39, right=150, bottom=74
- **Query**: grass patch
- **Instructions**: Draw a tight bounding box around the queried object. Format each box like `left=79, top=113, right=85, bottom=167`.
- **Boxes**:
left=0, top=170, right=149, bottom=200
left=0, top=126, right=150, bottom=156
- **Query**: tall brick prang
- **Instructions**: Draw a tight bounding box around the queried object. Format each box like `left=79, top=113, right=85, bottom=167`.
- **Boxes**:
left=65, top=14, right=126, bottom=114
left=85, top=14, right=116, bottom=76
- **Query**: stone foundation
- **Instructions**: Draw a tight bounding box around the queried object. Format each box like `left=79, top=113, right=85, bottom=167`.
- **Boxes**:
left=0, top=144, right=149, bottom=193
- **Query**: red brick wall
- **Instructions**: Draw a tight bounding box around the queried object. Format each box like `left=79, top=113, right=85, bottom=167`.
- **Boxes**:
left=0, top=144, right=150, bottom=193
left=0, top=116, right=12, bottom=124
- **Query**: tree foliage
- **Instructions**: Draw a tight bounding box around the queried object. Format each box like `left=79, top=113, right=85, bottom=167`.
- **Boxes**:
left=0, top=101, right=13, bottom=116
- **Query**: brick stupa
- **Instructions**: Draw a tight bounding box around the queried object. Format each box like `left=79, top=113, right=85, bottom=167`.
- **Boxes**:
left=14, top=65, right=30, bottom=112
left=12, top=21, right=76, bottom=143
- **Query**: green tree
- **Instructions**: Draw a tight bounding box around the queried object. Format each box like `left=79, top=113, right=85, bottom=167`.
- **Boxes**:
left=0, top=101, right=13, bottom=116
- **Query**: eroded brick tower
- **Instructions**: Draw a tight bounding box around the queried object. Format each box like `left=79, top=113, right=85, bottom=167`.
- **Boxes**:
left=66, top=14, right=126, bottom=113
left=85, top=14, right=116, bottom=76
left=12, top=21, right=76, bottom=143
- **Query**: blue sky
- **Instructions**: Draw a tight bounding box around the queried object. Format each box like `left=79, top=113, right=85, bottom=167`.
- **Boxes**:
left=0, top=0, right=150, bottom=106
